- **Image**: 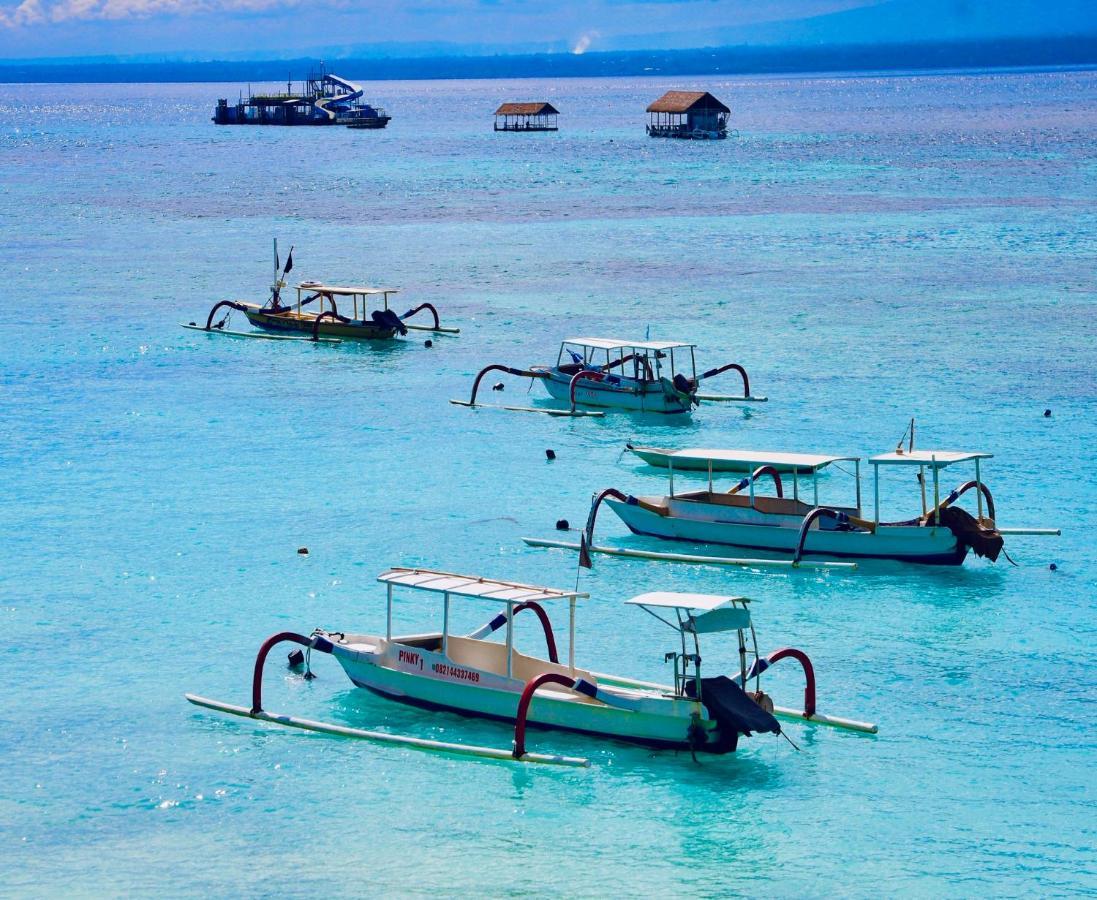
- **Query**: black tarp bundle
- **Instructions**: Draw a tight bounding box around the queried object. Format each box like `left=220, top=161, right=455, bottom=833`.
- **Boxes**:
left=686, top=675, right=781, bottom=754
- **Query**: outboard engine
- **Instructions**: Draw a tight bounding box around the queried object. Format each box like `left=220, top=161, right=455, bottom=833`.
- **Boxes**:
left=370, top=308, right=408, bottom=336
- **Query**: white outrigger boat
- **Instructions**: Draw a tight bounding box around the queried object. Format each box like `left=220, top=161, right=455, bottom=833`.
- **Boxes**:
left=450, top=337, right=764, bottom=417
left=579, top=446, right=1058, bottom=566
left=186, top=567, right=875, bottom=768
left=182, top=242, right=458, bottom=343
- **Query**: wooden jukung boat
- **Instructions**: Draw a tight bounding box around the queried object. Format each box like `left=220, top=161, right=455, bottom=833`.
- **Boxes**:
left=579, top=445, right=1057, bottom=566
left=450, top=337, right=765, bottom=418
left=186, top=567, right=875, bottom=767
left=183, top=242, right=458, bottom=343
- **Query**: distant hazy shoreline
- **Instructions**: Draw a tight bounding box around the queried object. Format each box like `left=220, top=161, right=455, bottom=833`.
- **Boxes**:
left=2, top=36, right=1094, bottom=84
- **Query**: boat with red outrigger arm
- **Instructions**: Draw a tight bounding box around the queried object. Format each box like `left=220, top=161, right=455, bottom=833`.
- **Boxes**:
left=450, top=337, right=765, bottom=417
left=181, top=241, right=458, bottom=343
left=536, top=438, right=1059, bottom=568
left=185, top=567, right=876, bottom=768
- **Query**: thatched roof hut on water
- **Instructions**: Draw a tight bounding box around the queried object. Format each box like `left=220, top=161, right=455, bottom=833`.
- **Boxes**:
left=494, top=102, right=560, bottom=132
left=646, top=91, right=730, bottom=140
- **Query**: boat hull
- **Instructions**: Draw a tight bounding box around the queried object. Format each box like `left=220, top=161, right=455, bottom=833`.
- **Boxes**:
left=537, top=369, right=690, bottom=414
left=328, top=635, right=715, bottom=750
left=243, top=307, right=396, bottom=340
left=605, top=496, right=967, bottom=565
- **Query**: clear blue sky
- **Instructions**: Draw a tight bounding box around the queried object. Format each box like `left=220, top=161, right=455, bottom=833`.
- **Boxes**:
left=0, top=0, right=1093, bottom=61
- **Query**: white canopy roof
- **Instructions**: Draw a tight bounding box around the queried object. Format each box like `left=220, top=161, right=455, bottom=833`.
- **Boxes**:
left=869, top=450, right=992, bottom=468
left=627, top=591, right=749, bottom=611
left=660, top=448, right=857, bottom=470
left=378, top=567, right=587, bottom=603
left=297, top=282, right=399, bottom=296
left=563, top=337, right=695, bottom=352
left=627, top=591, right=751, bottom=633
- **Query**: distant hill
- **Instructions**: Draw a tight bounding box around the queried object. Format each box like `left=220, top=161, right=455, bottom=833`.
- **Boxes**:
left=2, top=36, right=1095, bottom=84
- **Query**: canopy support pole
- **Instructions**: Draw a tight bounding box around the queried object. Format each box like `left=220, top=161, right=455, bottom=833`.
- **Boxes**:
left=505, top=600, right=514, bottom=679
left=975, top=458, right=984, bottom=521
left=442, top=592, right=450, bottom=657
left=873, top=463, right=880, bottom=526
left=568, top=597, right=576, bottom=674
left=932, top=457, right=940, bottom=527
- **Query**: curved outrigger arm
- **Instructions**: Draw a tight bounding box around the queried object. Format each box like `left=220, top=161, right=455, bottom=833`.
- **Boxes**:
left=453, top=363, right=549, bottom=408
left=728, top=465, right=784, bottom=499
left=399, top=302, right=453, bottom=333
left=739, top=647, right=876, bottom=732
left=568, top=369, right=606, bottom=413
left=204, top=300, right=250, bottom=331
left=792, top=507, right=877, bottom=564
left=603, top=352, right=654, bottom=381
left=744, top=647, right=816, bottom=718
left=584, top=487, right=630, bottom=548
left=249, top=631, right=335, bottom=714
left=692, top=362, right=767, bottom=403
left=311, top=309, right=353, bottom=341
left=931, top=479, right=996, bottom=522
left=512, top=672, right=643, bottom=759
left=185, top=630, right=589, bottom=767
left=468, top=601, right=560, bottom=663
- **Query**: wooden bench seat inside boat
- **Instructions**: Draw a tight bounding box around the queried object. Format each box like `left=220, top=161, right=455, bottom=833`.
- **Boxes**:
left=445, top=635, right=598, bottom=688
left=673, top=490, right=859, bottom=522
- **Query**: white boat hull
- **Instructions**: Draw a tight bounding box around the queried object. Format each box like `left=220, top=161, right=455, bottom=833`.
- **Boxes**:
left=605, top=496, right=967, bottom=565
left=537, top=369, right=690, bottom=414
left=329, top=634, right=716, bottom=749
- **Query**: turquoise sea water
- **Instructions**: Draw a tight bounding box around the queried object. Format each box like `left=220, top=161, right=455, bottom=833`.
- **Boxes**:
left=1, top=70, right=1095, bottom=895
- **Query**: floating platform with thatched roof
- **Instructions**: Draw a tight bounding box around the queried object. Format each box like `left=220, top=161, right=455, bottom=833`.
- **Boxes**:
left=646, top=91, right=729, bottom=140
left=494, top=102, right=560, bottom=132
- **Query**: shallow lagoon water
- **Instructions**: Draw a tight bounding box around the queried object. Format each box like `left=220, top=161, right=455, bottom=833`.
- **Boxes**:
left=1, top=70, right=1095, bottom=895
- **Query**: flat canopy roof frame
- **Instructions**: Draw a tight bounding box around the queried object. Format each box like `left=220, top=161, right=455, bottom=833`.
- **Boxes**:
left=663, top=448, right=859, bottom=471
left=626, top=591, right=756, bottom=695
left=377, top=567, right=586, bottom=603
left=563, top=337, right=696, bottom=353
left=378, top=567, right=587, bottom=676
left=297, top=282, right=400, bottom=297
left=868, top=450, right=992, bottom=468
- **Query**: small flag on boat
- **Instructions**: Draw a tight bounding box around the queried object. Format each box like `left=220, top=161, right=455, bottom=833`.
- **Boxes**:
left=284, top=250, right=293, bottom=275
left=578, top=531, right=593, bottom=569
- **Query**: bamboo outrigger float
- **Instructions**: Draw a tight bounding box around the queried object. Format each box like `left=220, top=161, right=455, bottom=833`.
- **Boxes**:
left=182, top=242, right=458, bottom=343
left=186, top=567, right=875, bottom=768
left=451, top=337, right=764, bottom=417
left=580, top=444, right=1058, bottom=566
